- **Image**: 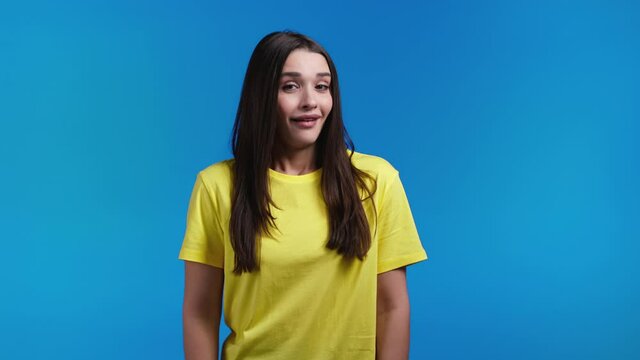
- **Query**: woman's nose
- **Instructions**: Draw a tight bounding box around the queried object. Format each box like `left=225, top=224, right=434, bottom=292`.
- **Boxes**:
left=300, top=84, right=318, bottom=108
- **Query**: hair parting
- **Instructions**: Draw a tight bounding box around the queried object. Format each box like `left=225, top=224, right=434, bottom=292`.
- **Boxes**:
left=229, top=30, right=377, bottom=274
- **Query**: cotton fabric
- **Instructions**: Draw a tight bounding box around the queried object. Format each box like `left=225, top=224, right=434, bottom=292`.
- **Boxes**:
left=178, top=150, right=428, bottom=359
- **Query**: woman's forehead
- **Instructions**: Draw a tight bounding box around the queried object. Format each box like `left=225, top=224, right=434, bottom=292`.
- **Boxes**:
left=281, top=50, right=331, bottom=77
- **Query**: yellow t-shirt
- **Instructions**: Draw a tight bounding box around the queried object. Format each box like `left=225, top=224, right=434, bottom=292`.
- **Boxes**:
left=178, top=150, right=428, bottom=359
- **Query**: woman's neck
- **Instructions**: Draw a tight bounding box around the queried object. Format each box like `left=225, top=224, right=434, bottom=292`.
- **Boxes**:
left=270, top=146, right=319, bottom=175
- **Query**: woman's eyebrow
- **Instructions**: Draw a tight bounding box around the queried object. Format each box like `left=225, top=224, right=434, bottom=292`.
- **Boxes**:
left=281, top=72, right=331, bottom=78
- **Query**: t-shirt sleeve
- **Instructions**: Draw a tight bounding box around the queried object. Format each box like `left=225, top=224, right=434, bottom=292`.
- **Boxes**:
left=377, top=170, right=428, bottom=274
left=178, top=172, right=225, bottom=268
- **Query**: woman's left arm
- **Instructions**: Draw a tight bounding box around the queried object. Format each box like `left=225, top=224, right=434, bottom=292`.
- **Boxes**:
left=376, top=266, right=410, bottom=360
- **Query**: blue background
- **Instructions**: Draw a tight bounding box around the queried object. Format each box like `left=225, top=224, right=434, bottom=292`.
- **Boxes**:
left=1, top=1, right=638, bottom=359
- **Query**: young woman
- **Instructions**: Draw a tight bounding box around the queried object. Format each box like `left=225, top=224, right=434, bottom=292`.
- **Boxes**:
left=178, top=30, right=428, bottom=360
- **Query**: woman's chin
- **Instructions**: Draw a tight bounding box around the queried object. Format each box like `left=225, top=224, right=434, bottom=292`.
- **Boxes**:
left=285, top=137, right=320, bottom=150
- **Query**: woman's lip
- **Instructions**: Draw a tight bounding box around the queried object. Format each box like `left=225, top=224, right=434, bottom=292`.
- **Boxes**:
left=291, top=118, right=317, bottom=128
left=292, top=115, right=321, bottom=120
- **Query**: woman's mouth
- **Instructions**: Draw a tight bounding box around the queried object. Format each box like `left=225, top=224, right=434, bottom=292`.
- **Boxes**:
left=291, top=117, right=318, bottom=129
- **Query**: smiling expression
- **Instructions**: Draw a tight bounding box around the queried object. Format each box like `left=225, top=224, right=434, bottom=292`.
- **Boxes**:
left=275, top=49, right=333, bottom=151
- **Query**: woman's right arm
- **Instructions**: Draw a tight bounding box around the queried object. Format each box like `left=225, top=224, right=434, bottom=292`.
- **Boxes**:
left=183, top=260, right=224, bottom=360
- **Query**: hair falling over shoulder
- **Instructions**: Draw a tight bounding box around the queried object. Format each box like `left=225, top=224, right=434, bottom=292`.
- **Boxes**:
left=228, top=30, right=377, bottom=274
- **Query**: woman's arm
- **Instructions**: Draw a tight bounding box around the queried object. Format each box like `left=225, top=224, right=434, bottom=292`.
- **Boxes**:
left=183, top=260, right=224, bottom=360
left=376, top=266, right=410, bottom=360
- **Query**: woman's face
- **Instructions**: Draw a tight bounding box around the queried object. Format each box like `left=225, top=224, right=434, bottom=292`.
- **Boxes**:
left=275, top=48, right=333, bottom=152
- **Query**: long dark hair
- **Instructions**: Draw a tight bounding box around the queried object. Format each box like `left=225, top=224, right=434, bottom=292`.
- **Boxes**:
left=229, top=30, right=377, bottom=274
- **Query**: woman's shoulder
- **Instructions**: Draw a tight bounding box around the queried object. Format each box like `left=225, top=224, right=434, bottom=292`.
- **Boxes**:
left=196, top=157, right=235, bottom=190
left=349, top=150, right=399, bottom=179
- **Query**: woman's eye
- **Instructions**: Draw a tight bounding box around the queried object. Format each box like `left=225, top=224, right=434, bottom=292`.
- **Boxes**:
left=282, top=83, right=329, bottom=91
